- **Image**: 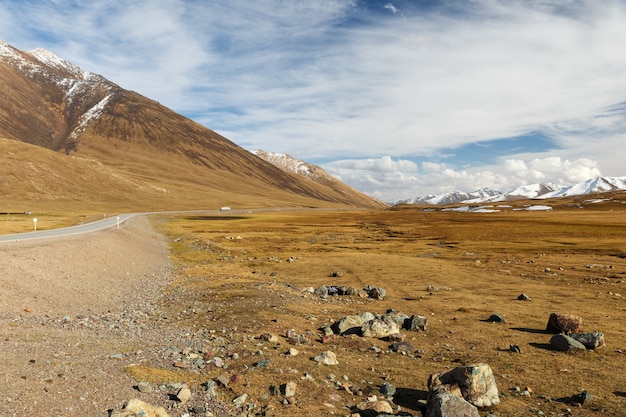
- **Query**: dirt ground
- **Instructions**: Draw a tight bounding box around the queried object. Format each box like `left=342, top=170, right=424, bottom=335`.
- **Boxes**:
left=0, top=216, right=178, bottom=416
left=1, top=204, right=626, bottom=417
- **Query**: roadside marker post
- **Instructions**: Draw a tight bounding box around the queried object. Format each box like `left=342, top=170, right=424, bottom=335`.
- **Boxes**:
left=33, top=217, right=38, bottom=231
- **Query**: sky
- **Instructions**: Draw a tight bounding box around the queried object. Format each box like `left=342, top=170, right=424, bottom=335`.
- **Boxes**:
left=1, top=0, right=626, bottom=201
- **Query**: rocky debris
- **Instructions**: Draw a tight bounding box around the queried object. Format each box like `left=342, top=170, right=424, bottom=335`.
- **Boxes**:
left=329, top=271, right=344, bottom=277
left=546, top=312, right=584, bottom=334
left=356, top=395, right=394, bottom=414
left=517, top=293, right=532, bottom=300
left=486, top=313, right=506, bottom=323
left=570, top=332, right=606, bottom=349
left=109, top=398, right=170, bottom=417
left=572, top=389, right=592, bottom=405
left=314, top=350, right=339, bottom=365
left=259, top=332, right=279, bottom=343
left=379, top=382, right=397, bottom=397
left=314, top=285, right=361, bottom=298
left=286, top=328, right=315, bottom=345
left=175, top=385, right=192, bottom=404
left=390, top=341, right=417, bottom=353
left=136, top=381, right=152, bottom=393
left=331, top=309, right=428, bottom=339
left=282, top=381, right=297, bottom=398
left=428, top=363, right=500, bottom=408
left=509, top=344, right=522, bottom=353
left=426, top=387, right=480, bottom=417
left=364, top=285, right=387, bottom=299
left=550, top=333, right=587, bottom=351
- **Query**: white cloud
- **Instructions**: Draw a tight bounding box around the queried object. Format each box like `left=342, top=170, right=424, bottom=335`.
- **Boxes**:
left=0, top=0, right=625, bottom=199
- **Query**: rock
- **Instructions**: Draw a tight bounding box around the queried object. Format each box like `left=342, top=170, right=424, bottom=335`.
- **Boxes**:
left=546, top=313, right=584, bottom=334
left=313, top=350, right=339, bottom=366
left=387, top=333, right=406, bottom=342
left=428, top=363, right=500, bottom=408
left=426, top=387, right=480, bottom=417
left=509, top=344, right=521, bottom=353
left=383, top=309, right=410, bottom=326
left=287, top=347, right=299, bottom=356
left=364, top=285, right=386, bottom=299
left=110, top=399, right=170, bottom=417
left=405, top=314, right=428, bottom=331
left=233, top=393, right=248, bottom=407
left=486, top=314, right=505, bottom=323
left=390, top=341, right=416, bottom=353
left=380, top=382, right=397, bottom=396
left=137, top=381, right=152, bottom=393
left=259, top=333, right=279, bottom=343
left=314, top=286, right=329, bottom=298
left=283, top=381, right=297, bottom=397
left=550, top=333, right=587, bottom=351
left=201, top=380, right=218, bottom=399
left=570, top=332, right=605, bottom=349
left=356, top=396, right=394, bottom=414
left=572, top=390, right=592, bottom=405
left=331, top=312, right=374, bottom=335
left=176, top=386, right=192, bottom=404
left=517, top=293, right=531, bottom=300
left=329, top=271, right=344, bottom=277
left=361, top=316, right=400, bottom=338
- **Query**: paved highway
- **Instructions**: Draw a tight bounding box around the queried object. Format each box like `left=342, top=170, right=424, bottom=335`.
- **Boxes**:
left=0, top=213, right=137, bottom=243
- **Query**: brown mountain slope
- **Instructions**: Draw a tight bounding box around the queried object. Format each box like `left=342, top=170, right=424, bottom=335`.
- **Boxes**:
left=0, top=41, right=384, bottom=212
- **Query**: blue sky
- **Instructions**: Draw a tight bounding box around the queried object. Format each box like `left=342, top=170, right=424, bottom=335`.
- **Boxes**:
left=1, top=0, right=625, bottom=200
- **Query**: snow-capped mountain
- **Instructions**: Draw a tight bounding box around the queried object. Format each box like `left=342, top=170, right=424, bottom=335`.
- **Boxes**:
left=395, top=176, right=626, bottom=205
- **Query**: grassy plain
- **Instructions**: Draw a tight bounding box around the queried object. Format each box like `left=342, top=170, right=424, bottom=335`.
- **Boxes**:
left=147, top=194, right=626, bottom=416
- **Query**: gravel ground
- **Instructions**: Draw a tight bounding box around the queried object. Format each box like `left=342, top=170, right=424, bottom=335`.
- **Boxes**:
left=0, top=215, right=185, bottom=416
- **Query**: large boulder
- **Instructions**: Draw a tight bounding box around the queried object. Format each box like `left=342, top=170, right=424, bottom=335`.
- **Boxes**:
left=361, top=316, right=401, bottom=338
left=428, top=363, right=500, bottom=408
left=405, top=314, right=428, bottom=331
left=331, top=312, right=374, bottom=335
left=550, top=333, right=587, bottom=351
left=426, top=387, right=480, bottom=417
left=570, top=332, right=605, bottom=349
left=546, top=313, right=584, bottom=334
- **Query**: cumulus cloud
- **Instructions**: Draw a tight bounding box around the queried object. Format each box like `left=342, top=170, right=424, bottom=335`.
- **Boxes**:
left=1, top=0, right=624, bottom=199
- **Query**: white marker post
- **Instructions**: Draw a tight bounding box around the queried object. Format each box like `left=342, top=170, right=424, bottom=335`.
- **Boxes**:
left=117, top=216, right=120, bottom=228
left=33, top=217, right=38, bottom=231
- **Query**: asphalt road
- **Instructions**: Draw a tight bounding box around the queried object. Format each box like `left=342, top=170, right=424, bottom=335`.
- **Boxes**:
left=0, top=213, right=136, bottom=244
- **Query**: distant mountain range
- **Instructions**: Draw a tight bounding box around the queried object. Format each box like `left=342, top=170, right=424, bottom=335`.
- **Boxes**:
left=0, top=40, right=384, bottom=211
left=394, top=176, right=626, bottom=205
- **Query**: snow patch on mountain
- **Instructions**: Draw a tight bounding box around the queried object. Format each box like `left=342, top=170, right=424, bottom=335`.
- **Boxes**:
left=395, top=176, right=626, bottom=205
left=251, top=150, right=313, bottom=177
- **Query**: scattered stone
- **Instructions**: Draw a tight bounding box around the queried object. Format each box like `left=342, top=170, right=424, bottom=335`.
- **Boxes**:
left=428, top=363, right=500, bottom=408
left=314, top=286, right=329, bottom=298
left=486, top=314, right=506, bottom=323
left=572, top=390, right=592, bottom=405
left=363, top=285, right=386, bottom=300
left=313, top=350, right=339, bottom=366
left=329, top=271, right=344, bottom=277
left=570, top=332, right=605, bottom=349
left=110, top=399, right=170, bottom=417
left=201, top=380, right=218, bottom=399
left=136, top=381, right=152, bottom=393
left=380, top=382, right=397, bottom=397
left=259, top=333, right=279, bottom=343
left=356, top=396, right=394, bottom=414
left=390, top=341, right=416, bottom=353
left=517, top=293, right=532, bottom=301
left=546, top=313, right=584, bottom=334
left=282, top=381, right=297, bottom=397
left=387, top=333, right=406, bottom=342
left=426, top=387, right=479, bottom=417
left=509, top=344, right=521, bottom=353
left=287, top=347, right=299, bottom=356
left=405, top=314, right=428, bottom=331
left=550, top=333, right=587, bottom=351
left=176, top=386, right=192, bottom=404
left=216, top=374, right=230, bottom=387
left=233, top=393, right=248, bottom=407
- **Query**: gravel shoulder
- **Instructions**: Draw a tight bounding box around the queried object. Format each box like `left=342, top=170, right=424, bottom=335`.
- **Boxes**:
left=0, top=215, right=175, bottom=416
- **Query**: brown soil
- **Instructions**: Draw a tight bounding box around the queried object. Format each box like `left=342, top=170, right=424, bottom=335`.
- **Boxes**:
left=1, top=203, right=626, bottom=417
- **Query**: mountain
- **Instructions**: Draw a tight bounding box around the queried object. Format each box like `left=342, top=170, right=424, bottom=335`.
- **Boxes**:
left=395, top=176, right=626, bottom=206
left=0, top=41, right=384, bottom=212
left=251, top=150, right=385, bottom=208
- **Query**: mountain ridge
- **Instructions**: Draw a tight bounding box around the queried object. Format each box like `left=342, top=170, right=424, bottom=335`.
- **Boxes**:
left=394, top=176, right=626, bottom=205
left=0, top=41, right=385, bottom=211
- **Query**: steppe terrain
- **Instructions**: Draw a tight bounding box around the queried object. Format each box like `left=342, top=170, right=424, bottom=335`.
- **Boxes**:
left=1, top=194, right=625, bottom=416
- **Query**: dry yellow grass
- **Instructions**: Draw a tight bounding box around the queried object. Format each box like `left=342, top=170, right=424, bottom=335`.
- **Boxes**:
left=145, top=195, right=626, bottom=416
